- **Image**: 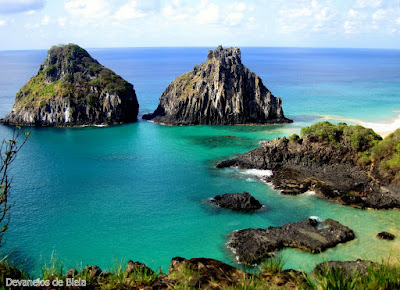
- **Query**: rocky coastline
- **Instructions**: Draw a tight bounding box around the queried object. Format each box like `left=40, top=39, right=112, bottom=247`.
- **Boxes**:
left=217, top=129, right=400, bottom=209
left=143, top=45, right=292, bottom=125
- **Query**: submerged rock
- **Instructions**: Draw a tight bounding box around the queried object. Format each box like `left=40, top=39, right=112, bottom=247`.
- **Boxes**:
left=143, top=45, right=292, bottom=125
left=210, top=192, right=263, bottom=211
left=227, top=218, right=355, bottom=265
left=1, top=44, right=139, bottom=126
left=377, top=231, right=395, bottom=240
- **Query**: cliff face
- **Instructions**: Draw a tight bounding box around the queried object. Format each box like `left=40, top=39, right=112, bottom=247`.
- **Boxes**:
left=2, top=44, right=139, bottom=126
left=143, top=45, right=292, bottom=125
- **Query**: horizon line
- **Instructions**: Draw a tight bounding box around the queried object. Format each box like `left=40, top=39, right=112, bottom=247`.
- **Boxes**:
left=0, top=45, right=399, bottom=52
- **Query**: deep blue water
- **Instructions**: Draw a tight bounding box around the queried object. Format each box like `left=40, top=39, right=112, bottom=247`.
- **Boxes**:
left=0, top=47, right=400, bottom=275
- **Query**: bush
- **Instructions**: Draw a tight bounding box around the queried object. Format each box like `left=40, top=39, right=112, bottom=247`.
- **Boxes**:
left=300, top=121, right=381, bottom=152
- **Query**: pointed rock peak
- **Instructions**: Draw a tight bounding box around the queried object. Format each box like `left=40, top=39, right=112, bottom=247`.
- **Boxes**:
left=206, top=45, right=241, bottom=65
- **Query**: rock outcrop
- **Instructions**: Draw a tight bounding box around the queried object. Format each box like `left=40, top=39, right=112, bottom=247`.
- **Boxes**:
left=227, top=218, right=355, bottom=265
left=377, top=231, right=395, bottom=240
left=1, top=44, right=139, bottom=126
left=217, top=136, right=400, bottom=209
left=143, top=45, right=292, bottom=125
left=210, top=192, right=263, bottom=211
left=313, top=259, right=375, bottom=277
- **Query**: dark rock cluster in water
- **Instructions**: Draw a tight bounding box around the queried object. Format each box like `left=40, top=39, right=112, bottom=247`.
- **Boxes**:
left=210, top=191, right=263, bottom=211
left=227, top=218, right=355, bottom=265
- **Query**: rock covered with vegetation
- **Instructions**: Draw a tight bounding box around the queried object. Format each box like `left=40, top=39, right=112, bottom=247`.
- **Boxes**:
left=1, top=44, right=139, bottom=126
left=227, top=218, right=354, bottom=265
left=210, top=191, right=263, bottom=211
left=2, top=254, right=400, bottom=289
left=143, top=45, right=292, bottom=125
left=217, top=121, right=400, bottom=209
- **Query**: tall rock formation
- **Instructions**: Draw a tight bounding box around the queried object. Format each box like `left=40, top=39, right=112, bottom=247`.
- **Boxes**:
left=143, top=45, right=292, bottom=125
left=1, top=44, right=139, bottom=126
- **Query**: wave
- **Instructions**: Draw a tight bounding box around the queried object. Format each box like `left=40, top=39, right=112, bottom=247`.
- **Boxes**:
left=240, top=169, right=273, bottom=178
left=309, top=216, right=323, bottom=222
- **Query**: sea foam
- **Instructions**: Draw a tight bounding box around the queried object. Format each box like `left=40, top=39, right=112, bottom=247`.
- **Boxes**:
left=240, top=169, right=273, bottom=178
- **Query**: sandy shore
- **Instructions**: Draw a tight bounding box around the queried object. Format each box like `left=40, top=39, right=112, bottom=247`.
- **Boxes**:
left=321, top=114, right=400, bottom=139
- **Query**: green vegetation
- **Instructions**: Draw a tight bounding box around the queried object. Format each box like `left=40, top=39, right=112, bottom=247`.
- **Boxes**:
left=369, top=129, right=400, bottom=181
left=305, top=259, right=400, bottom=290
left=14, top=43, right=132, bottom=110
left=293, top=121, right=400, bottom=183
left=176, top=71, right=201, bottom=100
left=1, top=250, right=400, bottom=289
left=300, top=121, right=382, bottom=151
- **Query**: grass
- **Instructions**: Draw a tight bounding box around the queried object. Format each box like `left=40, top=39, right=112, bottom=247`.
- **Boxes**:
left=304, top=258, right=400, bottom=290
left=1, top=252, right=400, bottom=289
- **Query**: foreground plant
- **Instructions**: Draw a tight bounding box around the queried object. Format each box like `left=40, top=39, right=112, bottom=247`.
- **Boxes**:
left=0, top=126, right=29, bottom=247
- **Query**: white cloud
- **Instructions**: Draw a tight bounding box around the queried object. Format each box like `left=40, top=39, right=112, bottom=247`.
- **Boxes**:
left=41, top=14, right=49, bottom=25
left=57, top=17, right=66, bottom=27
left=0, top=0, right=45, bottom=14
left=279, top=0, right=336, bottom=33
left=196, top=0, right=220, bottom=25
left=64, top=0, right=111, bottom=18
left=354, top=0, right=383, bottom=9
left=0, top=18, right=6, bottom=26
left=115, top=1, right=148, bottom=20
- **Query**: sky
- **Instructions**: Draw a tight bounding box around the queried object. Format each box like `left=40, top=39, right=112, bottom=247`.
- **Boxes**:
left=0, top=0, right=399, bottom=50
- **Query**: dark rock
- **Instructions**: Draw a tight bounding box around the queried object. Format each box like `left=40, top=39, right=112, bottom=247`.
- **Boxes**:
left=313, top=259, right=374, bottom=277
left=143, top=45, right=292, bottom=125
left=82, top=265, right=102, bottom=279
left=377, top=231, right=395, bottom=240
left=168, top=257, right=248, bottom=288
left=210, top=191, right=263, bottom=211
left=66, top=267, right=78, bottom=278
left=125, top=260, right=154, bottom=275
left=217, top=137, right=400, bottom=209
left=2, top=44, right=139, bottom=126
left=227, top=218, right=355, bottom=265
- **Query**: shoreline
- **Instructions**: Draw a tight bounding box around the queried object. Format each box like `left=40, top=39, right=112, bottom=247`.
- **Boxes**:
left=321, top=114, right=400, bottom=138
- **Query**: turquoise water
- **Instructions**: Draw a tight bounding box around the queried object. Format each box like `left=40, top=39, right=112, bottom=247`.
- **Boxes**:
left=1, top=47, right=400, bottom=275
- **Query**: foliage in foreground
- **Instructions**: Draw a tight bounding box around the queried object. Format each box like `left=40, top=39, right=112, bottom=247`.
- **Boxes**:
left=1, top=253, right=400, bottom=289
left=0, top=127, right=29, bottom=247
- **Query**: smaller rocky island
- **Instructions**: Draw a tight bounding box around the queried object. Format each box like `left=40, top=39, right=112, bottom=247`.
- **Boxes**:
left=377, top=231, right=395, bottom=240
left=218, top=122, right=400, bottom=209
left=143, top=45, right=292, bottom=125
left=227, top=218, right=355, bottom=265
left=210, top=192, right=263, bottom=211
left=1, top=44, right=139, bottom=126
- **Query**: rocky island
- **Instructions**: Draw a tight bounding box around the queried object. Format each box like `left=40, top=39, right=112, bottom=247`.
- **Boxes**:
left=227, top=218, right=355, bottom=265
left=210, top=192, right=263, bottom=211
left=1, top=44, right=139, bottom=126
left=217, top=122, right=400, bottom=209
left=143, top=45, right=292, bottom=125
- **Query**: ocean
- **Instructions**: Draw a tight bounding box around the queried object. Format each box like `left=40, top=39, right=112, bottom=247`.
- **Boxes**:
left=0, top=47, right=400, bottom=275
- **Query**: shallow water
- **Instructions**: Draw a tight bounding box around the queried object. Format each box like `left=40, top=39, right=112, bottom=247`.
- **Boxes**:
left=0, top=47, right=400, bottom=275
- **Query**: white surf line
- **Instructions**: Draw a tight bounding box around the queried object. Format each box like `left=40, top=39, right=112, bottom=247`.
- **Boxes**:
left=321, top=114, right=400, bottom=138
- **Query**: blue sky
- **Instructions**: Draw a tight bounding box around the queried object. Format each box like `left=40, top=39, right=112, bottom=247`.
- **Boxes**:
left=0, top=0, right=399, bottom=50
